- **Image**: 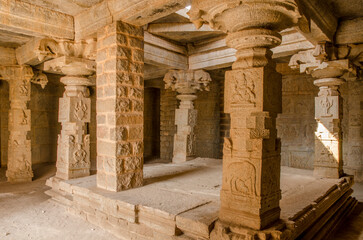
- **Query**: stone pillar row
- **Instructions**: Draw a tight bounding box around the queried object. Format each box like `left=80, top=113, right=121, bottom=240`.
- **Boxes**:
left=189, top=0, right=301, bottom=238
left=163, top=70, right=211, bottom=163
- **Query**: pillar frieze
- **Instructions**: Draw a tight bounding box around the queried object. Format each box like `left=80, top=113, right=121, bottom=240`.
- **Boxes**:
left=164, top=70, right=211, bottom=163
left=0, top=66, right=33, bottom=182
left=44, top=54, right=95, bottom=180
left=189, top=0, right=301, bottom=237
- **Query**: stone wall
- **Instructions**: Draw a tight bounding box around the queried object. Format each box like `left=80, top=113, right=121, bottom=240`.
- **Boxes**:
left=341, top=81, right=363, bottom=182
left=277, top=72, right=318, bottom=170
left=89, top=86, right=97, bottom=173
left=194, top=74, right=220, bottom=159
left=0, top=80, right=9, bottom=167
left=30, top=73, right=63, bottom=165
left=160, top=88, right=177, bottom=161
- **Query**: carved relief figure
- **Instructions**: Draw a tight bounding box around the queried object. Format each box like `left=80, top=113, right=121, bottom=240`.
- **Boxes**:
left=73, top=143, right=87, bottom=166
left=228, top=161, right=257, bottom=196
left=320, top=97, right=333, bottom=117
left=21, top=110, right=28, bottom=125
left=19, top=80, right=29, bottom=96
left=74, top=99, right=88, bottom=121
left=231, top=74, right=256, bottom=105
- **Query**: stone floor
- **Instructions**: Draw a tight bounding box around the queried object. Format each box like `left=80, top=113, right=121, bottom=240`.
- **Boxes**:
left=0, top=159, right=362, bottom=239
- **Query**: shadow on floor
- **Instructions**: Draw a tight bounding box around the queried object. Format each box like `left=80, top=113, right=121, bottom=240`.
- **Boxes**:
left=331, top=202, right=363, bottom=240
left=143, top=167, right=202, bottom=186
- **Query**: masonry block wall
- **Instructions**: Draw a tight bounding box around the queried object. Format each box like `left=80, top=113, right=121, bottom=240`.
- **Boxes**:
left=277, top=72, right=318, bottom=170
left=160, top=88, right=177, bottom=161
left=30, top=73, right=63, bottom=165
left=194, top=75, right=220, bottom=159
left=341, top=81, right=363, bottom=181
left=89, top=86, right=97, bottom=173
left=0, top=80, right=9, bottom=167
left=96, top=21, right=144, bottom=191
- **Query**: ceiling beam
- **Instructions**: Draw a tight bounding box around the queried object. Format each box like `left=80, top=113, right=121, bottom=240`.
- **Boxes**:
left=75, top=0, right=191, bottom=40
left=335, top=17, right=363, bottom=45
left=296, top=0, right=338, bottom=44
left=189, top=29, right=314, bottom=70
left=0, top=0, right=74, bottom=40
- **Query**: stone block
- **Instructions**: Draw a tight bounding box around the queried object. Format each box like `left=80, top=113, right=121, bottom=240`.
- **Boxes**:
left=176, top=202, right=219, bottom=239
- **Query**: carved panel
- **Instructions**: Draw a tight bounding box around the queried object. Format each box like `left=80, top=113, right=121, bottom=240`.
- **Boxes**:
left=228, top=161, right=257, bottom=197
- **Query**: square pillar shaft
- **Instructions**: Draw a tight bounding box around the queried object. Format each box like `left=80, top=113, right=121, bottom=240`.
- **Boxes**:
left=2, top=66, right=34, bottom=183
left=96, top=21, right=144, bottom=192
left=221, top=65, right=282, bottom=229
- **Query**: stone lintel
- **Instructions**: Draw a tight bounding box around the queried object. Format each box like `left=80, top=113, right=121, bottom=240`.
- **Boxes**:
left=0, top=0, right=74, bottom=40
left=336, top=17, right=363, bottom=45
left=148, top=22, right=218, bottom=33
left=74, top=0, right=191, bottom=40
left=295, top=0, right=338, bottom=44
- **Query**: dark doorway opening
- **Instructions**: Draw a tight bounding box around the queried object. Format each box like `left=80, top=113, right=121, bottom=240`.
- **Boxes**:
left=144, top=87, right=161, bottom=163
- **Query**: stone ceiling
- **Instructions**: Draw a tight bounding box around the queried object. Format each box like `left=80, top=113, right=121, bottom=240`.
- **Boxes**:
left=325, top=0, right=363, bottom=19
left=20, top=0, right=104, bottom=16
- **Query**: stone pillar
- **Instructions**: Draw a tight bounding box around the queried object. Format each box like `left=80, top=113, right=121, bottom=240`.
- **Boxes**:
left=314, top=78, right=345, bottom=178
left=96, top=21, right=144, bottom=192
left=189, top=0, right=300, bottom=237
left=44, top=56, right=95, bottom=180
left=163, top=70, right=211, bottom=163
left=289, top=46, right=358, bottom=179
left=0, top=66, right=33, bottom=183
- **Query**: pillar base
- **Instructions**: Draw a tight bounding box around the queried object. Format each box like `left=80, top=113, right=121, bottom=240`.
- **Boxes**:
left=210, top=220, right=291, bottom=240
left=314, top=167, right=343, bottom=179
left=6, top=171, right=33, bottom=183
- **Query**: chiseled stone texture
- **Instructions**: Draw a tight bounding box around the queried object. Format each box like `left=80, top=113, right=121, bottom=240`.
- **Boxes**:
left=194, top=75, right=220, bottom=159
left=96, top=21, right=144, bottom=191
left=277, top=72, right=318, bottom=170
left=160, top=88, right=177, bottom=161
left=0, top=80, right=9, bottom=167
left=30, top=73, right=64, bottom=165
left=341, top=81, right=363, bottom=182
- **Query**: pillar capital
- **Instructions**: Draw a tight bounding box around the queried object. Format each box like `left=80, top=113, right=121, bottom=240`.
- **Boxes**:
left=44, top=56, right=96, bottom=77
left=189, top=0, right=301, bottom=69
left=164, top=69, right=211, bottom=94
left=289, top=43, right=359, bottom=81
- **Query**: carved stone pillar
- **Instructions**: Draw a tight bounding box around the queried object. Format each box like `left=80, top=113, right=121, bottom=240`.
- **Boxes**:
left=189, top=0, right=300, bottom=237
left=163, top=70, right=211, bottom=163
left=0, top=66, right=33, bottom=183
left=289, top=46, right=358, bottom=179
left=314, top=77, right=344, bottom=178
left=44, top=56, right=95, bottom=180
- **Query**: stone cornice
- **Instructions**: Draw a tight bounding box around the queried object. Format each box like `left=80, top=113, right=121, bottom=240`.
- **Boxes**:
left=0, top=0, right=74, bottom=40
